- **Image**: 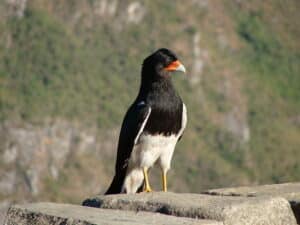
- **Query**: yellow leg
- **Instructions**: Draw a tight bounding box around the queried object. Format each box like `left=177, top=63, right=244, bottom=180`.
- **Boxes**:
left=162, top=170, right=167, bottom=192
left=143, top=167, right=152, bottom=192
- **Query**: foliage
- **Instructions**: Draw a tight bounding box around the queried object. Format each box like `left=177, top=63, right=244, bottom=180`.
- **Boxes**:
left=0, top=0, right=299, bottom=201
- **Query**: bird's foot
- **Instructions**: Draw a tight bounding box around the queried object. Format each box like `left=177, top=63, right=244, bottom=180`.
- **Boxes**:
left=143, top=186, right=152, bottom=193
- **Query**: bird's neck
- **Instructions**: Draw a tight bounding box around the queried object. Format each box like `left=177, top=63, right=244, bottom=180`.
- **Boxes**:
left=137, top=73, right=175, bottom=100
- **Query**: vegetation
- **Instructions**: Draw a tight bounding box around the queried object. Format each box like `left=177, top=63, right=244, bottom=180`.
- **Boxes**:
left=0, top=0, right=299, bottom=201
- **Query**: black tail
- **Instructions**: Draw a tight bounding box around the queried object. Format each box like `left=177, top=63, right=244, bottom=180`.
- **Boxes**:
left=105, top=173, right=144, bottom=195
left=105, top=174, right=125, bottom=195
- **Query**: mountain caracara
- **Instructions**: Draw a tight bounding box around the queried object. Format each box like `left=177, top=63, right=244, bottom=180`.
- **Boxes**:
left=105, top=48, right=187, bottom=194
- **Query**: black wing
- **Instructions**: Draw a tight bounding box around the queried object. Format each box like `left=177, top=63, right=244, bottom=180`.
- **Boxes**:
left=105, top=101, right=151, bottom=194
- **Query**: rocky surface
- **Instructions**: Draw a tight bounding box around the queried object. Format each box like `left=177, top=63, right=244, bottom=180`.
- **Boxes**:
left=0, top=201, right=10, bottom=225
left=4, top=202, right=220, bottom=225
left=202, top=182, right=300, bottom=224
left=0, top=121, right=100, bottom=196
left=203, top=182, right=300, bottom=198
left=0, top=120, right=118, bottom=223
left=83, top=192, right=297, bottom=225
left=4, top=182, right=300, bottom=225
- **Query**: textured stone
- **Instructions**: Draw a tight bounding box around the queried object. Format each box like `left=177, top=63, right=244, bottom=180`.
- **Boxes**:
left=202, top=182, right=300, bottom=224
left=203, top=182, right=300, bottom=198
left=83, top=192, right=297, bottom=225
left=4, top=202, right=220, bottom=225
left=0, top=120, right=115, bottom=198
left=0, top=201, right=10, bottom=225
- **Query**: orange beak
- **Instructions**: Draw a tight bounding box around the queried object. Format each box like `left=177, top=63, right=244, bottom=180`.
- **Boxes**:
left=164, top=60, right=186, bottom=73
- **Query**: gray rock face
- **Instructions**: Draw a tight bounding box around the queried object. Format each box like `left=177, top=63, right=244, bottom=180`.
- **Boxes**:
left=6, top=0, right=27, bottom=18
left=83, top=192, right=297, bottom=225
left=0, top=121, right=116, bottom=197
left=4, top=183, right=300, bottom=225
left=0, top=201, right=10, bottom=225
left=202, top=182, right=300, bottom=199
left=4, top=202, right=220, bottom=225
left=202, top=182, right=300, bottom=224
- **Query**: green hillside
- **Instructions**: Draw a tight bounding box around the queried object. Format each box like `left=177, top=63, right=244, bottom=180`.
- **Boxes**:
left=0, top=0, right=299, bottom=202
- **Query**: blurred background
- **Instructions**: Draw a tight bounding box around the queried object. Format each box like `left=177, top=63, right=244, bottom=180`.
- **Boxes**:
left=0, top=0, right=299, bottom=222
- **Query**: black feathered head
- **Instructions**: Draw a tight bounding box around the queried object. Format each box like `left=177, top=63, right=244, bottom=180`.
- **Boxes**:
left=142, top=48, right=186, bottom=81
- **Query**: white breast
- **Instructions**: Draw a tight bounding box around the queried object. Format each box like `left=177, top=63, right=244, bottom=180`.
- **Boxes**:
left=131, top=103, right=187, bottom=170
left=137, top=133, right=178, bottom=169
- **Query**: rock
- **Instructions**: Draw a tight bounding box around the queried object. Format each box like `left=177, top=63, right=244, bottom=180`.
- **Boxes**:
left=126, top=1, right=146, bottom=24
left=202, top=182, right=300, bottom=224
left=6, top=0, right=27, bottom=18
left=224, top=108, right=250, bottom=143
left=0, top=201, right=11, bottom=225
left=0, top=120, right=113, bottom=197
left=0, top=171, right=16, bottom=195
left=4, top=183, right=300, bottom=224
left=4, top=202, right=220, bottom=225
left=93, top=0, right=118, bottom=17
left=83, top=192, right=297, bottom=225
left=190, top=32, right=204, bottom=85
left=202, top=182, right=300, bottom=198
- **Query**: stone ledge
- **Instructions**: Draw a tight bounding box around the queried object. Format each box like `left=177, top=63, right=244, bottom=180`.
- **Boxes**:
left=4, top=202, right=220, bottom=225
left=202, top=182, right=300, bottom=199
left=4, top=182, right=300, bottom=225
left=83, top=192, right=297, bottom=225
left=202, top=182, right=300, bottom=224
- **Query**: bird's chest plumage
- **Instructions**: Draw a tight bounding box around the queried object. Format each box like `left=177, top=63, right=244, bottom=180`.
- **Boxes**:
left=131, top=132, right=178, bottom=170
left=129, top=101, right=184, bottom=170
left=144, top=95, right=182, bottom=136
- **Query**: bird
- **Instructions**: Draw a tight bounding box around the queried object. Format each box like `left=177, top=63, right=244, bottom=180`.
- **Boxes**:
left=105, top=48, right=187, bottom=194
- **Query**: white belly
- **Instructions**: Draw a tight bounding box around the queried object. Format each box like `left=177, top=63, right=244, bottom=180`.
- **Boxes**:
left=122, top=134, right=178, bottom=194
left=132, top=133, right=178, bottom=170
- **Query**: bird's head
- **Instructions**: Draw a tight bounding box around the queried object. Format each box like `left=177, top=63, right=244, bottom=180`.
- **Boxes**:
left=142, top=48, right=186, bottom=80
